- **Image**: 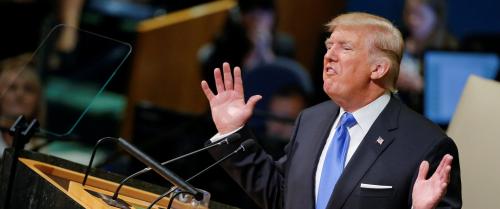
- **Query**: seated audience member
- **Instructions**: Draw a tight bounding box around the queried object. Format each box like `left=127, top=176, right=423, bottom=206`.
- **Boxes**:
left=241, top=59, right=313, bottom=139
left=398, top=0, right=458, bottom=112
left=200, top=0, right=295, bottom=90
left=261, top=86, right=309, bottom=159
left=0, top=53, right=44, bottom=157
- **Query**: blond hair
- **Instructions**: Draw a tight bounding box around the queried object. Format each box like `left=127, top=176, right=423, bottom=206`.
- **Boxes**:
left=0, top=53, right=41, bottom=97
left=326, top=12, right=404, bottom=91
left=0, top=53, right=45, bottom=126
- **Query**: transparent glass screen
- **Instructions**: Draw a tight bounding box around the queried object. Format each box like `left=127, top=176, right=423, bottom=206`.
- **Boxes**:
left=0, top=25, right=132, bottom=139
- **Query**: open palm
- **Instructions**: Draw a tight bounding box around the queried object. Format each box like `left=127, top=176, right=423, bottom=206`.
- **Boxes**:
left=201, top=63, right=262, bottom=134
left=412, top=154, right=453, bottom=209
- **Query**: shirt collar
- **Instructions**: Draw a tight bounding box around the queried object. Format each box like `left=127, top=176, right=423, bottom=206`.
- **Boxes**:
left=340, top=93, right=391, bottom=133
left=0, top=133, right=6, bottom=157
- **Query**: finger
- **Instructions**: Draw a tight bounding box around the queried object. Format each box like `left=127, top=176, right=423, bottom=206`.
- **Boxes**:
left=234, top=66, right=244, bottom=94
left=442, top=182, right=448, bottom=188
left=436, top=154, right=453, bottom=176
left=214, top=68, right=224, bottom=93
left=439, top=182, right=449, bottom=199
left=439, top=162, right=452, bottom=181
left=223, top=62, right=233, bottom=90
left=434, top=155, right=448, bottom=175
left=441, top=165, right=452, bottom=183
left=245, top=95, right=262, bottom=112
left=440, top=155, right=453, bottom=177
left=417, top=160, right=429, bottom=180
left=201, top=80, right=214, bottom=101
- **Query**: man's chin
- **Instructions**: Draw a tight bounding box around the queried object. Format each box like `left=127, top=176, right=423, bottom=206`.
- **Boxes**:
left=323, top=84, right=338, bottom=96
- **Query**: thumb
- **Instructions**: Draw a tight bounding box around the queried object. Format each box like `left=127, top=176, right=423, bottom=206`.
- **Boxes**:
left=246, top=95, right=262, bottom=111
left=417, top=160, right=430, bottom=181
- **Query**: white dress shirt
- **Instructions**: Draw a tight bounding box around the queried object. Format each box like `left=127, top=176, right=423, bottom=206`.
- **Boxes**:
left=0, top=132, right=7, bottom=157
left=314, top=93, right=390, bottom=201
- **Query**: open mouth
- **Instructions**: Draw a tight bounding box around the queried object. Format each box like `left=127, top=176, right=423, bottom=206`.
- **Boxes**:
left=325, top=66, right=336, bottom=75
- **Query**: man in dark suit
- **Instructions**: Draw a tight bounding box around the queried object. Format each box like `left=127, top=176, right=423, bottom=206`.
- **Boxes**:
left=200, top=12, right=461, bottom=209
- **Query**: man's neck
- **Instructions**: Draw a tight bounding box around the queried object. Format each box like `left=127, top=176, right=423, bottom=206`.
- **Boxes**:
left=334, top=89, right=388, bottom=113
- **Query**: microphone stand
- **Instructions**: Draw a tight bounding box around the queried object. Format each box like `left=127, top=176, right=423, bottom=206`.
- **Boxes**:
left=111, top=134, right=240, bottom=200
left=147, top=139, right=256, bottom=209
left=82, top=137, right=117, bottom=186
left=1, top=116, right=39, bottom=209
left=81, top=137, right=203, bottom=209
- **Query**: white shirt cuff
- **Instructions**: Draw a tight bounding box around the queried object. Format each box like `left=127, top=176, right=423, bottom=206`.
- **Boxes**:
left=209, top=126, right=244, bottom=143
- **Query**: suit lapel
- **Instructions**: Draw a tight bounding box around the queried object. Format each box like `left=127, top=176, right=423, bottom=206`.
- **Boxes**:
left=328, top=97, right=401, bottom=209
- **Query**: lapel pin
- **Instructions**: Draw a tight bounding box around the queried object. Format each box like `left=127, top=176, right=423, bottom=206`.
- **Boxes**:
left=376, top=137, right=384, bottom=145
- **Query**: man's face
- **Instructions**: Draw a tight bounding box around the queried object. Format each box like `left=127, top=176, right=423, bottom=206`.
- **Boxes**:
left=323, top=26, right=374, bottom=102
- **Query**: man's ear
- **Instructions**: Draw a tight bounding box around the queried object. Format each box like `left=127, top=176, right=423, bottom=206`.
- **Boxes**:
left=370, top=57, right=391, bottom=80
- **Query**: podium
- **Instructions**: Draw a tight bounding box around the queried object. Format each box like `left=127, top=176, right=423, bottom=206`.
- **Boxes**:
left=0, top=149, right=238, bottom=209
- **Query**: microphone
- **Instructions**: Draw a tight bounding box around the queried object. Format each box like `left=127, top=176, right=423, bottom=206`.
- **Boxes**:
left=81, top=137, right=204, bottom=209
left=115, top=137, right=203, bottom=200
left=185, top=139, right=255, bottom=182
left=147, top=139, right=256, bottom=209
left=111, top=133, right=241, bottom=200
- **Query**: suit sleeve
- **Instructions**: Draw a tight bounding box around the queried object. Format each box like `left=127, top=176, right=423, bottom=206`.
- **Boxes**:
left=207, top=112, right=303, bottom=209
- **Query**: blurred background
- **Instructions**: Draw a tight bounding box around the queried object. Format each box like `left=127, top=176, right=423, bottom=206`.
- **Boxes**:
left=0, top=0, right=499, bottom=208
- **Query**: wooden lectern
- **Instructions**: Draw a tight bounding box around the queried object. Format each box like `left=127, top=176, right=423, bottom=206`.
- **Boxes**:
left=0, top=150, right=238, bottom=209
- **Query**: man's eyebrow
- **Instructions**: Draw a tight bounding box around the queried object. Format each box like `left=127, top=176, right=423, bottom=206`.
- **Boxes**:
left=324, top=39, right=353, bottom=46
left=340, top=40, right=353, bottom=46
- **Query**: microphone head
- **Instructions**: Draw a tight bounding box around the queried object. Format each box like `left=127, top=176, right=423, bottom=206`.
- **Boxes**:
left=240, top=139, right=256, bottom=151
left=225, top=133, right=241, bottom=144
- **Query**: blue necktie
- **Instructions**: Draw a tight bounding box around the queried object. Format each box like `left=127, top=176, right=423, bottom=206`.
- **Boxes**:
left=316, top=112, right=357, bottom=209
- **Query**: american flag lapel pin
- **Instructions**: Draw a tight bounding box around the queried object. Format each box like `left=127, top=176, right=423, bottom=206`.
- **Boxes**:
left=376, top=137, right=384, bottom=145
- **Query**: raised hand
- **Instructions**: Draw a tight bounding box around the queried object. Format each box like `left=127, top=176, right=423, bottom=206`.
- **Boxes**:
left=412, top=154, right=453, bottom=209
left=201, top=62, right=262, bottom=134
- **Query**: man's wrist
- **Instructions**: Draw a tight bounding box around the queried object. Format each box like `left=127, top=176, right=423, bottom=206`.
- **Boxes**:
left=209, top=126, right=244, bottom=143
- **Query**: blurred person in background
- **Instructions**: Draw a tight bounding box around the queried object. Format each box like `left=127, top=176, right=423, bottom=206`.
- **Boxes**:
left=200, top=0, right=296, bottom=90
left=0, top=53, right=45, bottom=157
left=261, top=85, right=308, bottom=159
left=397, top=0, right=458, bottom=112
left=200, top=0, right=312, bottom=140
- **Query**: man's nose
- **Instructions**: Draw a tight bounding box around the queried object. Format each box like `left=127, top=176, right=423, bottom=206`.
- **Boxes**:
left=324, top=48, right=338, bottom=62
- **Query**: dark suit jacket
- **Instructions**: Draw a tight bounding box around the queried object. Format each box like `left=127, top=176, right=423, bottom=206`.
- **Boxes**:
left=209, top=96, right=461, bottom=209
